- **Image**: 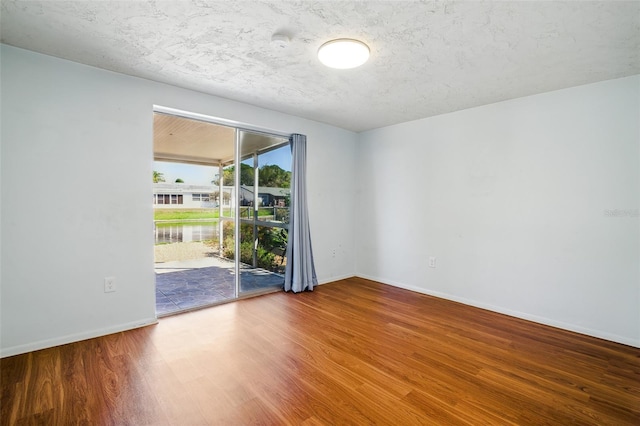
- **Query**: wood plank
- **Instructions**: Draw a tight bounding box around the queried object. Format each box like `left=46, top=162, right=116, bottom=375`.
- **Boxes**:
left=2, top=278, right=639, bottom=425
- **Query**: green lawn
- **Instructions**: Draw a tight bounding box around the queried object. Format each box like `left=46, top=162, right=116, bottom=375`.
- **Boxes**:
left=154, top=208, right=276, bottom=221
left=155, top=220, right=218, bottom=228
left=154, top=210, right=220, bottom=221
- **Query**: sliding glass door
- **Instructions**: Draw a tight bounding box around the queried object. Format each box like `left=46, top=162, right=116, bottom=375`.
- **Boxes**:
left=153, top=110, right=291, bottom=315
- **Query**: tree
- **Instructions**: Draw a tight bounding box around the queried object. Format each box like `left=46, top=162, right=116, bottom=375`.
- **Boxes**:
left=175, top=178, right=184, bottom=183
left=211, top=164, right=291, bottom=188
left=217, top=164, right=254, bottom=186
left=209, top=190, right=231, bottom=203
left=153, top=171, right=165, bottom=183
left=258, top=164, right=291, bottom=188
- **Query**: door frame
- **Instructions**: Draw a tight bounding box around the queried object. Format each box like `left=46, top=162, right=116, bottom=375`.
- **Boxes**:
left=153, top=105, right=292, bottom=307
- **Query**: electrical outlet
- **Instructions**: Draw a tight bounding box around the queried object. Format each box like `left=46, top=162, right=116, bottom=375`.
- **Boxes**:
left=104, top=276, right=116, bottom=293
left=429, top=257, right=436, bottom=268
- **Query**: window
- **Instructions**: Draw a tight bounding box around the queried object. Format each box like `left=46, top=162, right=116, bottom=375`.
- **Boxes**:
left=154, top=194, right=182, bottom=205
left=192, top=193, right=210, bottom=202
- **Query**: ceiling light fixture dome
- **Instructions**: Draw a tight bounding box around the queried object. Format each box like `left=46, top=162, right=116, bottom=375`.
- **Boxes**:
left=317, top=38, right=370, bottom=69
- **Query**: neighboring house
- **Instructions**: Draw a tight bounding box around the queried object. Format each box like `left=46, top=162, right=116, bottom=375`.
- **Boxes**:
left=153, top=183, right=221, bottom=209
left=153, top=183, right=289, bottom=208
left=245, top=185, right=290, bottom=207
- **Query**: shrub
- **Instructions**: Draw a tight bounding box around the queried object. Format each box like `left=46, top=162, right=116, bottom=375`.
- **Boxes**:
left=221, top=222, right=286, bottom=272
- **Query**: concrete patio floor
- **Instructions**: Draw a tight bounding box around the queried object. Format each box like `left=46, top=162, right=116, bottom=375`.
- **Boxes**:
left=155, top=256, right=284, bottom=316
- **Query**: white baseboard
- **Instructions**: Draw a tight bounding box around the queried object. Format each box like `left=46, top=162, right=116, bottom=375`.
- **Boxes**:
left=317, top=273, right=355, bottom=285
left=0, top=276, right=351, bottom=357
left=355, top=273, right=640, bottom=349
left=1, top=317, right=159, bottom=358
left=6, top=275, right=636, bottom=357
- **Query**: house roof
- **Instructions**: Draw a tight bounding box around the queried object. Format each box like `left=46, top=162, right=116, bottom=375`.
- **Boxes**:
left=248, top=186, right=290, bottom=197
left=153, top=183, right=218, bottom=194
left=154, top=183, right=289, bottom=197
left=1, top=1, right=638, bottom=132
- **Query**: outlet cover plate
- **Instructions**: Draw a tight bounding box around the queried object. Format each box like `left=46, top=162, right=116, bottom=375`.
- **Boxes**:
left=104, top=276, right=116, bottom=293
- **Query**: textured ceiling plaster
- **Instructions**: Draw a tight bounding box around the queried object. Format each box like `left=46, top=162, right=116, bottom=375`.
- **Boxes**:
left=1, top=1, right=639, bottom=132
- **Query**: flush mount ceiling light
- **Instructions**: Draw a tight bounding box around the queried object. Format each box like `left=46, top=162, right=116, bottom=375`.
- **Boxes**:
left=317, top=38, right=370, bottom=69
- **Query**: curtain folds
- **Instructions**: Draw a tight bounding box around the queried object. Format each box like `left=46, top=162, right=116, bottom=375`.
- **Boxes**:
left=284, top=134, right=318, bottom=293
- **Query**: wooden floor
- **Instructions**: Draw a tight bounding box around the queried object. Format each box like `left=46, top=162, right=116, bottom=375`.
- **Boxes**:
left=2, top=278, right=639, bottom=425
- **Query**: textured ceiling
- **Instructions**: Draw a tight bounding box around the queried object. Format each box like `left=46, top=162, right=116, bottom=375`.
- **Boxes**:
left=2, top=1, right=639, bottom=132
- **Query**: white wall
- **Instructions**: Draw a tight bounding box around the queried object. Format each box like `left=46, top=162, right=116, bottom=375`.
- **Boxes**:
left=2, top=44, right=637, bottom=356
left=357, top=76, right=640, bottom=347
left=0, top=45, right=358, bottom=357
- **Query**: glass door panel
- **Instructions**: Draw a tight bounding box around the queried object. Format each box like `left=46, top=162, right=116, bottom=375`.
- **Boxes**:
left=152, top=112, right=236, bottom=316
left=237, top=130, right=291, bottom=295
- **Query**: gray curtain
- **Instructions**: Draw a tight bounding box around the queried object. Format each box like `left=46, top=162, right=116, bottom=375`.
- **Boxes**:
left=284, top=134, right=318, bottom=292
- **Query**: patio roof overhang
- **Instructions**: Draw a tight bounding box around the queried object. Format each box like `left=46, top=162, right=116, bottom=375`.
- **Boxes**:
left=153, top=113, right=288, bottom=166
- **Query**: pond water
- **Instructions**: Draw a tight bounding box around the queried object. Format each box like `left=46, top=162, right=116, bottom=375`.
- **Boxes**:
left=155, top=222, right=219, bottom=244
